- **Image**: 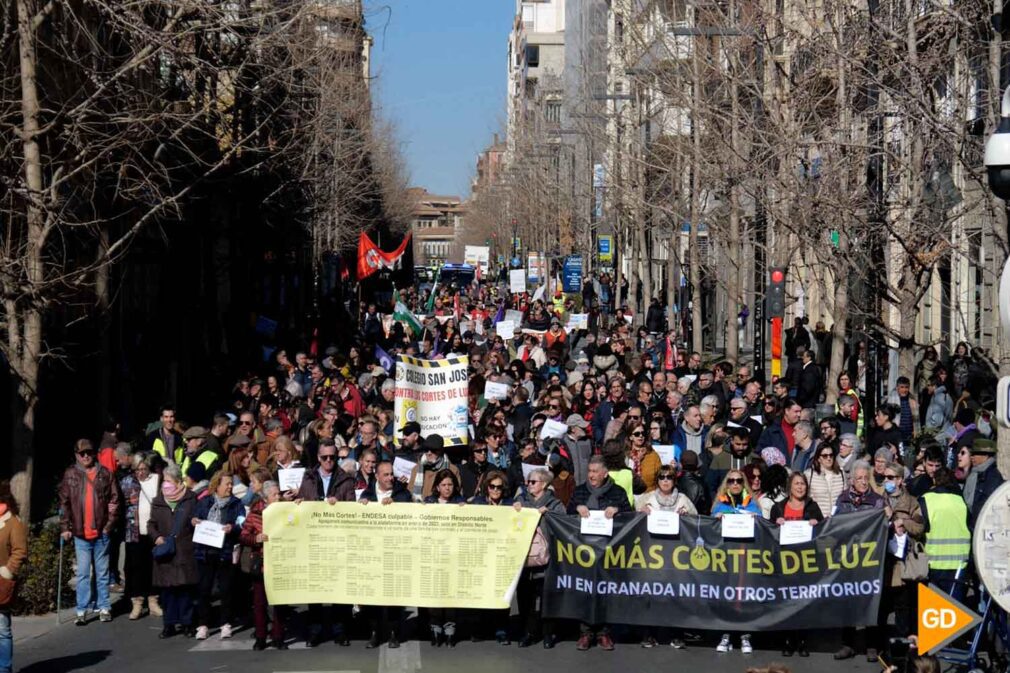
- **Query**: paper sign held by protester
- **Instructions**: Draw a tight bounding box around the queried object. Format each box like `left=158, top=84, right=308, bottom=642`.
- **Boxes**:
left=721, top=513, right=756, bottom=538
left=566, top=313, right=588, bottom=331
left=278, top=467, right=305, bottom=492
left=652, top=444, right=679, bottom=465
left=484, top=381, right=509, bottom=401
left=580, top=510, right=614, bottom=536
left=496, top=321, right=515, bottom=339
left=647, top=510, right=680, bottom=535
left=393, top=457, right=416, bottom=481
left=355, top=489, right=365, bottom=501
left=193, top=520, right=226, bottom=548
left=779, top=521, right=814, bottom=545
left=509, top=270, right=527, bottom=294
left=539, top=418, right=568, bottom=440
left=521, top=463, right=540, bottom=482
left=505, top=310, right=524, bottom=325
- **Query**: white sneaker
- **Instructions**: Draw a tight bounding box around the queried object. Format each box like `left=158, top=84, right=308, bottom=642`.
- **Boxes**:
left=220, top=623, right=233, bottom=639
left=716, top=634, right=732, bottom=652
left=195, top=625, right=209, bottom=640
left=741, top=634, right=753, bottom=654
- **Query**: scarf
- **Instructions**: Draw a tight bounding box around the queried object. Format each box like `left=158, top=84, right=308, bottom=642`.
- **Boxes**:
left=846, top=487, right=866, bottom=509
left=162, top=480, right=184, bottom=503
left=421, top=453, right=450, bottom=472
left=954, top=423, right=977, bottom=443
left=207, top=495, right=230, bottom=524
left=585, top=477, right=614, bottom=509
left=654, top=489, right=681, bottom=509
left=963, top=457, right=994, bottom=507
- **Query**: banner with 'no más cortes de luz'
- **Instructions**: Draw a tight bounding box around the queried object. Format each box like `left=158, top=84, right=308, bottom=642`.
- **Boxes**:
left=542, top=509, right=887, bottom=631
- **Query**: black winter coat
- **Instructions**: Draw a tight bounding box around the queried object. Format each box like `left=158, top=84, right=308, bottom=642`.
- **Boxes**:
left=567, top=478, right=634, bottom=514
left=677, top=472, right=712, bottom=515
left=148, top=490, right=199, bottom=588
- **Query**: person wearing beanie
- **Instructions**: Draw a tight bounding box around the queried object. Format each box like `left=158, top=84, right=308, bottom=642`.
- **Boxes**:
left=185, top=462, right=210, bottom=500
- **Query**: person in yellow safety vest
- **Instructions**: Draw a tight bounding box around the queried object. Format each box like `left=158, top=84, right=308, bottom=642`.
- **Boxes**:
left=179, top=426, right=222, bottom=477
left=147, top=405, right=184, bottom=465
left=552, top=290, right=565, bottom=318
left=918, top=467, right=970, bottom=597
left=836, top=372, right=865, bottom=438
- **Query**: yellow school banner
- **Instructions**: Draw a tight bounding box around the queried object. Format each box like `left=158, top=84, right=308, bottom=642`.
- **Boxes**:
left=263, top=502, right=541, bottom=608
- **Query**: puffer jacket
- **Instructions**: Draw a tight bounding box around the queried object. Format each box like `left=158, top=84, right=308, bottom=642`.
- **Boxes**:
left=58, top=464, right=120, bottom=539
left=803, top=467, right=847, bottom=519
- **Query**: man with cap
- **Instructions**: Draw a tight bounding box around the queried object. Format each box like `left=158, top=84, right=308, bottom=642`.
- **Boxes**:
left=406, top=435, right=461, bottom=500
left=563, top=414, right=593, bottom=486
left=947, top=408, right=980, bottom=469
left=397, top=422, right=422, bottom=460
left=180, top=426, right=222, bottom=477
left=963, top=438, right=1003, bottom=528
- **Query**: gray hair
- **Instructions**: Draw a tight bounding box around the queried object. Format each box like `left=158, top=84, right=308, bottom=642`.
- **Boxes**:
left=114, top=442, right=132, bottom=459
left=529, top=468, right=552, bottom=484
left=381, top=378, right=396, bottom=393
left=839, top=433, right=861, bottom=454
left=163, top=463, right=183, bottom=484
left=339, top=458, right=357, bottom=474
left=699, top=395, right=720, bottom=413
left=588, top=455, right=607, bottom=470
left=884, top=461, right=904, bottom=475
left=874, top=447, right=892, bottom=462
left=795, top=420, right=814, bottom=437
left=850, top=459, right=872, bottom=479
left=130, top=451, right=148, bottom=470
left=261, top=480, right=280, bottom=498
left=264, top=417, right=284, bottom=433
left=838, top=395, right=856, bottom=409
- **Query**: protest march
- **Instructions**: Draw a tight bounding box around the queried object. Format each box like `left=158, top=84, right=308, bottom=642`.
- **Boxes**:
left=9, top=269, right=1003, bottom=669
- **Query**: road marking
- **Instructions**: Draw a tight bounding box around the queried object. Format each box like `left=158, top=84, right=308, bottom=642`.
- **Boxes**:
left=189, top=638, right=312, bottom=651
left=378, top=639, right=420, bottom=673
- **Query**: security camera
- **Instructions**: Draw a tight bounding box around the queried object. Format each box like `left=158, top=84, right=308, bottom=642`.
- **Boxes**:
left=985, top=87, right=1010, bottom=200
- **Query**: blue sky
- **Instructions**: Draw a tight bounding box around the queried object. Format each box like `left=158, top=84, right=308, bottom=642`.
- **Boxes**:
left=367, top=0, right=512, bottom=198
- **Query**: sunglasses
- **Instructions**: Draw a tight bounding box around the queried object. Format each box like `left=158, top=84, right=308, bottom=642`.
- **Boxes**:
left=631, top=431, right=645, bottom=437
left=884, top=475, right=900, bottom=480
left=473, top=448, right=487, bottom=453
left=488, top=484, right=504, bottom=490
left=525, top=480, right=541, bottom=486
left=657, top=475, right=675, bottom=481
left=820, top=453, right=833, bottom=459
left=76, top=450, right=96, bottom=457
left=239, top=420, right=253, bottom=426
left=318, top=454, right=336, bottom=461
left=628, top=415, right=642, bottom=421
left=726, top=478, right=744, bottom=485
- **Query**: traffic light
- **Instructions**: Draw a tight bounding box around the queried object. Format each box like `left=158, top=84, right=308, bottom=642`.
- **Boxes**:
left=767, top=267, right=786, bottom=318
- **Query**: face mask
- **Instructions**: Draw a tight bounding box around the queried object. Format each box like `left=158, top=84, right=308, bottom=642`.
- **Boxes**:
left=883, top=481, right=897, bottom=494
left=978, top=419, right=992, bottom=437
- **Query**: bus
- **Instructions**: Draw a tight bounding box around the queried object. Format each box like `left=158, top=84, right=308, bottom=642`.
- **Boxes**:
left=438, top=263, right=476, bottom=289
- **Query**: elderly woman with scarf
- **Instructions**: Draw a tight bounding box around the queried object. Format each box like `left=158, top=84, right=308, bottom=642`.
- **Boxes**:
left=512, top=467, right=565, bottom=648
left=120, top=452, right=162, bottom=620
left=832, top=459, right=886, bottom=661
left=149, top=464, right=199, bottom=639
left=191, top=470, right=245, bottom=640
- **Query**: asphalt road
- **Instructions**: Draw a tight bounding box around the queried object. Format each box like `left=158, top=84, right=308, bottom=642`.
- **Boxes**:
left=13, top=604, right=893, bottom=673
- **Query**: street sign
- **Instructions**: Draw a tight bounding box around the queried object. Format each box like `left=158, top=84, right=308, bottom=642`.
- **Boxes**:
left=598, top=235, right=613, bottom=263
left=562, top=255, right=583, bottom=292
left=527, top=253, right=544, bottom=283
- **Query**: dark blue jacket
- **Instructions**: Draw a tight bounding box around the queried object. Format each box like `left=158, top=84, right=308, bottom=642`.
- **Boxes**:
left=193, top=496, right=245, bottom=561
left=360, top=480, right=412, bottom=503
left=469, top=495, right=514, bottom=506
left=592, top=399, right=617, bottom=444
left=757, top=422, right=791, bottom=460
left=969, top=461, right=1004, bottom=529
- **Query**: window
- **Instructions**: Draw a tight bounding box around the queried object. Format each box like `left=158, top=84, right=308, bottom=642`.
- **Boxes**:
left=545, top=101, right=561, bottom=123
left=526, top=45, right=540, bottom=68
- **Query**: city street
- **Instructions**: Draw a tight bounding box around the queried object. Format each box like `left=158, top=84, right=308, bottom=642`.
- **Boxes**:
left=14, top=610, right=885, bottom=673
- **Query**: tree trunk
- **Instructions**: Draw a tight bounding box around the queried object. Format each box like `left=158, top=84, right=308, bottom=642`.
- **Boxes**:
left=826, top=235, right=850, bottom=405
left=726, top=47, right=741, bottom=364
left=689, top=40, right=703, bottom=354
left=11, top=0, right=46, bottom=521
left=638, top=220, right=651, bottom=318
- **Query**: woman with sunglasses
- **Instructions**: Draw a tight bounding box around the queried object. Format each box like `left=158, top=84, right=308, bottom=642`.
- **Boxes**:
left=469, top=470, right=513, bottom=644
left=803, top=443, right=847, bottom=517
left=512, top=468, right=565, bottom=649
left=770, top=472, right=824, bottom=657
left=625, top=420, right=661, bottom=492
left=711, top=469, right=760, bottom=653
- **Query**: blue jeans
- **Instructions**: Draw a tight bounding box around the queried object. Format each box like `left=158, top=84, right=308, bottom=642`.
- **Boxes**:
left=74, top=534, right=111, bottom=614
left=0, top=609, right=12, bottom=673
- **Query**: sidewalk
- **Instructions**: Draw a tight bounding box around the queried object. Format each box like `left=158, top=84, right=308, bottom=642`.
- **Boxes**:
left=12, top=607, right=76, bottom=644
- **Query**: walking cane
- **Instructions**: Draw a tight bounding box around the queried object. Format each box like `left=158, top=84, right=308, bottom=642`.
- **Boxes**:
left=56, top=527, right=65, bottom=625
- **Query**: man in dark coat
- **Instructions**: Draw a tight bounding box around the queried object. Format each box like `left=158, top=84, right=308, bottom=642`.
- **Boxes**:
left=568, top=456, right=633, bottom=652
left=964, top=439, right=1004, bottom=529
left=796, top=349, right=823, bottom=409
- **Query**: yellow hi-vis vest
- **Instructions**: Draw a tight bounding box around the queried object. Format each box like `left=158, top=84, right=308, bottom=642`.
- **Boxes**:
left=922, top=491, right=970, bottom=570
left=180, top=449, right=219, bottom=478
left=153, top=435, right=184, bottom=466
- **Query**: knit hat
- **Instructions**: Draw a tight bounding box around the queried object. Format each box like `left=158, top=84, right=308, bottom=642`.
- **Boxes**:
left=761, top=446, right=787, bottom=467
left=186, top=462, right=208, bottom=483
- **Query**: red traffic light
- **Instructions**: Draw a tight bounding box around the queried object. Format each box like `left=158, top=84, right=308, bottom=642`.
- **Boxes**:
left=771, top=269, right=785, bottom=284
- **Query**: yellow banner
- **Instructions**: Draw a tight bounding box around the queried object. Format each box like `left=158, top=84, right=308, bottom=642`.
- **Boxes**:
left=263, top=502, right=541, bottom=608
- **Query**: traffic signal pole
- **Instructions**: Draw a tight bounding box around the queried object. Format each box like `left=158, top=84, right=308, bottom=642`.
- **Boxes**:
left=767, top=267, right=786, bottom=383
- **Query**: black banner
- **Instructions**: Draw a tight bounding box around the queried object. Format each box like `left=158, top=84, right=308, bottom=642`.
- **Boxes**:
left=542, top=510, right=887, bottom=631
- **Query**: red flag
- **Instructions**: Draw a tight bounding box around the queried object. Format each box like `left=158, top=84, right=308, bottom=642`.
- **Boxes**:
left=453, top=293, right=461, bottom=321
left=664, top=336, right=675, bottom=371
left=357, top=232, right=412, bottom=280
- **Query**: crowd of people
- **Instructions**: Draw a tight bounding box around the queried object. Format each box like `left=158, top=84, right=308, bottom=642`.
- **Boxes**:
left=2, top=274, right=1003, bottom=672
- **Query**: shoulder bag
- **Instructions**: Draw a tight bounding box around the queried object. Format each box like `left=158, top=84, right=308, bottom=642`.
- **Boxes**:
left=152, top=503, right=187, bottom=561
left=901, top=540, right=929, bottom=582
